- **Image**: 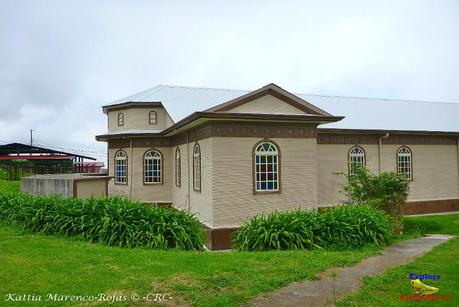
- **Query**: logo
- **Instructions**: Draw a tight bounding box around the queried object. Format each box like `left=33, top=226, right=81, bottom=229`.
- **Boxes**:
left=410, top=279, right=439, bottom=296
left=400, top=273, right=452, bottom=301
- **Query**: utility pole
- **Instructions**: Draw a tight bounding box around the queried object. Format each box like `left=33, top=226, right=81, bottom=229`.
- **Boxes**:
left=30, top=129, right=35, bottom=146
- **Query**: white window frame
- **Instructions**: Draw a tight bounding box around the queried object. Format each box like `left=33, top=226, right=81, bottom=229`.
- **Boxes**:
left=254, top=141, right=280, bottom=193
left=114, top=150, right=127, bottom=184
left=193, top=143, right=201, bottom=191
left=175, top=147, right=181, bottom=187
left=348, top=146, right=366, bottom=176
left=149, top=111, right=157, bottom=125
left=144, top=150, right=162, bottom=184
left=397, top=146, right=413, bottom=180
left=117, top=112, right=124, bottom=126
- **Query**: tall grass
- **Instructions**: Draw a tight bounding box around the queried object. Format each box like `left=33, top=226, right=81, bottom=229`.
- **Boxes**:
left=0, top=192, right=205, bottom=251
left=233, top=205, right=393, bottom=251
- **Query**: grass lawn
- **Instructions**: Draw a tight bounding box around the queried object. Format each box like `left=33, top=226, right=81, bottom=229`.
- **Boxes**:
left=404, top=213, right=459, bottom=235
left=338, top=214, right=459, bottom=307
left=0, top=180, right=20, bottom=193
left=0, top=225, right=380, bottom=306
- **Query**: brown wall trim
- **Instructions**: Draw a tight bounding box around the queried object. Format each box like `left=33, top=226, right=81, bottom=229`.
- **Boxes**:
left=204, top=227, right=239, bottom=250
left=403, top=198, right=459, bottom=215
left=318, top=133, right=458, bottom=145
left=107, top=122, right=318, bottom=149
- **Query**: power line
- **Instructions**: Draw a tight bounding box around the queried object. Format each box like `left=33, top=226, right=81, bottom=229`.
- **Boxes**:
left=33, top=140, right=107, bottom=157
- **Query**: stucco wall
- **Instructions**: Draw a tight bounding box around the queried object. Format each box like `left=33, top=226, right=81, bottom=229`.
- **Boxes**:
left=108, top=141, right=214, bottom=226
left=211, top=137, right=318, bottom=228
left=318, top=143, right=459, bottom=205
left=107, top=107, right=173, bottom=132
left=222, top=94, right=308, bottom=115
left=107, top=146, right=172, bottom=203
left=76, top=180, right=107, bottom=198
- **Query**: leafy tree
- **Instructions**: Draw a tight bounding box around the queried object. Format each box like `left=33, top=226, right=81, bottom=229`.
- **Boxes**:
left=341, top=165, right=410, bottom=234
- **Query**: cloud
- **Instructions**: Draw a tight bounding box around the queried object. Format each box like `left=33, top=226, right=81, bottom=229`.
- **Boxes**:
left=0, top=0, right=458, bottom=163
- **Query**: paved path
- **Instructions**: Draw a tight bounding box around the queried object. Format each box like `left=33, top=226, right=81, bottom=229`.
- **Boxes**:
left=250, top=234, right=453, bottom=307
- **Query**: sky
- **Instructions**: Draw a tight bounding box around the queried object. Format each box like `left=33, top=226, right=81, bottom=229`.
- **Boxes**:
left=0, top=0, right=458, bottom=163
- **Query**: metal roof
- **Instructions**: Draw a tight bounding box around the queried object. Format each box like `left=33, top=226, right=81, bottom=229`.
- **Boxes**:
left=0, top=143, right=96, bottom=160
left=108, top=85, right=459, bottom=133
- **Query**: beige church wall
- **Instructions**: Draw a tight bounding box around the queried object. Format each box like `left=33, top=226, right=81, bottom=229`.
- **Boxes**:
left=380, top=144, right=459, bottom=201
left=188, top=138, right=214, bottom=227
left=211, top=137, right=318, bottom=228
left=108, top=147, right=130, bottom=197
left=130, top=147, right=172, bottom=203
left=222, top=94, right=308, bottom=115
left=107, top=147, right=173, bottom=203
left=171, top=143, right=189, bottom=211
left=171, top=139, right=214, bottom=227
left=317, top=144, right=379, bottom=206
left=108, top=107, right=174, bottom=132
left=318, top=143, right=459, bottom=205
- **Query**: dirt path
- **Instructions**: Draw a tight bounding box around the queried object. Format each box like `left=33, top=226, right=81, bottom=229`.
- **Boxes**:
left=250, top=234, right=453, bottom=307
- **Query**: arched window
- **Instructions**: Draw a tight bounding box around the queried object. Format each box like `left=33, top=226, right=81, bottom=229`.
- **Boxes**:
left=397, top=146, right=413, bottom=180
left=117, top=113, right=124, bottom=126
left=149, top=111, right=157, bottom=125
left=254, top=141, right=280, bottom=192
left=175, top=147, right=181, bottom=187
left=114, top=150, right=127, bottom=184
left=348, top=146, right=365, bottom=176
left=193, top=143, right=201, bottom=191
left=144, top=150, right=162, bottom=184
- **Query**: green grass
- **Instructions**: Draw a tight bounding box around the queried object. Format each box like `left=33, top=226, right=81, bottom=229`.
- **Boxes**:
left=404, top=214, right=459, bottom=236
left=338, top=214, right=459, bottom=306
left=0, top=180, right=20, bottom=193
left=0, top=225, right=380, bottom=306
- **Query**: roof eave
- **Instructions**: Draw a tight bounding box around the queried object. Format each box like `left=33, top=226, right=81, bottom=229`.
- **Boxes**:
left=161, top=112, right=344, bottom=135
left=101, top=101, right=163, bottom=114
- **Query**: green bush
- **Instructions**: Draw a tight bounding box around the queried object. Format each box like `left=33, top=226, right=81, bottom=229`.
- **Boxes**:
left=318, top=205, right=393, bottom=249
left=233, top=205, right=393, bottom=251
left=341, top=166, right=410, bottom=234
left=232, top=210, right=322, bottom=251
left=0, top=192, right=205, bottom=251
left=403, top=218, right=441, bottom=235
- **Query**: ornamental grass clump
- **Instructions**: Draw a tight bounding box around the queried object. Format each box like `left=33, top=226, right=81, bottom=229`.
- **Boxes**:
left=233, top=205, right=393, bottom=251
left=0, top=192, right=205, bottom=251
left=233, top=210, right=322, bottom=251
left=318, top=204, right=393, bottom=250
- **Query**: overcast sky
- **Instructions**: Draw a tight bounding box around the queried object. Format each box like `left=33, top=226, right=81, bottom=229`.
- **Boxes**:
left=1, top=0, right=458, bottom=162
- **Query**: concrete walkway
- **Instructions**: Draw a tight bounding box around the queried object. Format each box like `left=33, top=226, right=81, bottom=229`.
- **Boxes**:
left=250, top=234, right=453, bottom=307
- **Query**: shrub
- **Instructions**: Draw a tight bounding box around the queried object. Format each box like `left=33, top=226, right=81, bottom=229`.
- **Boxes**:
left=318, top=205, right=393, bottom=249
left=233, top=205, right=393, bottom=251
left=403, top=218, right=441, bottom=235
left=0, top=192, right=205, bottom=251
left=232, top=210, right=322, bottom=251
left=341, top=166, right=410, bottom=234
